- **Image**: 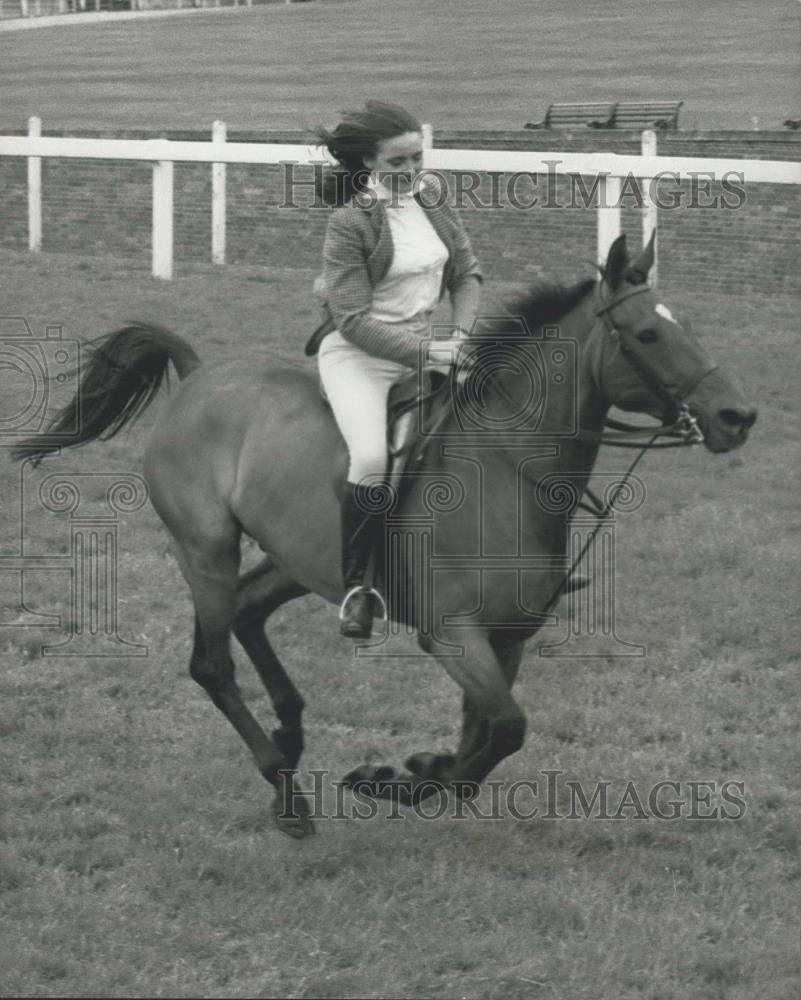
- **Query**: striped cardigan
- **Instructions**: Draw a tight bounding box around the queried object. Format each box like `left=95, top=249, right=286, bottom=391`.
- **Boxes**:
left=305, top=174, right=483, bottom=365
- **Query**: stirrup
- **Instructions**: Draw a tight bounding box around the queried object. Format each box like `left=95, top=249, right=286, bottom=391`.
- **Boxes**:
left=338, top=585, right=388, bottom=623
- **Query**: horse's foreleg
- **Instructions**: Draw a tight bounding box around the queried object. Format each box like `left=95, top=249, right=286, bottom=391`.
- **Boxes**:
left=181, top=543, right=314, bottom=838
left=407, top=632, right=525, bottom=776
left=347, top=629, right=526, bottom=803
left=233, top=558, right=309, bottom=769
left=455, top=632, right=526, bottom=762
left=431, top=629, right=526, bottom=791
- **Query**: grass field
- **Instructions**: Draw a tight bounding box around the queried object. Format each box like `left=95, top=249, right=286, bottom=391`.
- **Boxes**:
left=1, top=1, right=800, bottom=996
left=0, top=246, right=799, bottom=999
left=1, top=0, right=800, bottom=132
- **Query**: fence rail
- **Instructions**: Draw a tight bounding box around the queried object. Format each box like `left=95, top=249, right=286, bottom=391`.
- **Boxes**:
left=1, top=118, right=799, bottom=281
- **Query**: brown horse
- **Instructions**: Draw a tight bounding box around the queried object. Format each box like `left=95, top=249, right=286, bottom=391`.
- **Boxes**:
left=12, top=235, right=756, bottom=838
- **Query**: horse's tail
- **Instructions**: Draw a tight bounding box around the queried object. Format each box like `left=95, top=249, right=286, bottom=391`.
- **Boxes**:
left=10, top=322, right=202, bottom=467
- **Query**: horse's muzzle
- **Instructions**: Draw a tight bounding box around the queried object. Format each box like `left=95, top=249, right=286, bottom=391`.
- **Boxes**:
left=702, top=402, right=758, bottom=452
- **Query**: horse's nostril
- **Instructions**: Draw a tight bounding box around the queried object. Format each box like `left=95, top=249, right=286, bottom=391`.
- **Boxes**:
left=719, top=407, right=757, bottom=431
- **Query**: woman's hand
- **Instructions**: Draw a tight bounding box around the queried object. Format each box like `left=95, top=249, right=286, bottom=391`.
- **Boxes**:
left=426, top=332, right=474, bottom=377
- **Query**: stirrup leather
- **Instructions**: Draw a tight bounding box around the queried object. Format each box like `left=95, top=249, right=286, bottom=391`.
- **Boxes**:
left=338, top=585, right=388, bottom=623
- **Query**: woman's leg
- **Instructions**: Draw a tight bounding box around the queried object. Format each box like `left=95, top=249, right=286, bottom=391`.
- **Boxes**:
left=318, top=337, right=408, bottom=636
left=318, top=335, right=399, bottom=484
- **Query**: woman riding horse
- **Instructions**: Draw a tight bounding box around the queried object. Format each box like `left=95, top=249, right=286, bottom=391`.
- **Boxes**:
left=310, top=101, right=483, bottom=639
left=9, top=230, right=758, bottom=837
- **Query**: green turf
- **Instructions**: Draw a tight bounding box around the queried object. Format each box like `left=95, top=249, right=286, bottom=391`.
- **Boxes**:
left=0, top=247, right=798, bottom=998
left=1, top=0, right=799, bottom=132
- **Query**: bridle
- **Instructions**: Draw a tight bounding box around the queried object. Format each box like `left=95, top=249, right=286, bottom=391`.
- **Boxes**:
left=562, top=281, right=719, bottom=585
left=586, top=283, right=719, bottom=449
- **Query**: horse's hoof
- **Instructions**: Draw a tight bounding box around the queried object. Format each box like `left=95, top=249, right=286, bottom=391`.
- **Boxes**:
left=343, top=766, right=446, bottom=806
left=343, top=765, right=419, bottom=804
left=271, top=796, right=315, bottom=839
left=342, top=764, right=397, bottom=789
left=405, top=752, right=456, bottom=779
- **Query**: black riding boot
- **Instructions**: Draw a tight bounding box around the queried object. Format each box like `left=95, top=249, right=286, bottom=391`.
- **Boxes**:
left=339, top=482, right=380, bottom=639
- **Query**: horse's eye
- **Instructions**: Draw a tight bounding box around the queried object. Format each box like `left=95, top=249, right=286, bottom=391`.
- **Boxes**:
left=637, top=329, right=658, bottom=344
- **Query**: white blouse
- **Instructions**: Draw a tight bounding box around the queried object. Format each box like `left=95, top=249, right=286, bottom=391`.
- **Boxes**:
left=367, top=178, right=449, bottom=325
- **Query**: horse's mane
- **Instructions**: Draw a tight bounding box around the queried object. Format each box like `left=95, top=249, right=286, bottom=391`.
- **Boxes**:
left=479, top=278, right=597, bottom=337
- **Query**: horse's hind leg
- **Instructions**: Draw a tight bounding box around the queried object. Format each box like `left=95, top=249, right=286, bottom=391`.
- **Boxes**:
left=233, top=558, right=309, bottom=769
left=176, top=535, right=313, bottom=838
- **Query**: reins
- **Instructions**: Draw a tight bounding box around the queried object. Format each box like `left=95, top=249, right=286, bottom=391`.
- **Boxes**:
left=538, top=432, right=658, bottom=615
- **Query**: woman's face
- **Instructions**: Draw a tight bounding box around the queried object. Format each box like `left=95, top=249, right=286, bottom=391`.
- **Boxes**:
left=364, top=131, right=424, bottom=194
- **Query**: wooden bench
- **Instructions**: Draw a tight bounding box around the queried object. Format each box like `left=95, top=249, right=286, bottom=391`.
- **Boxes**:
left=524, top=100, right=683, bottom=131
left=524, top=103, right=616, bottom=130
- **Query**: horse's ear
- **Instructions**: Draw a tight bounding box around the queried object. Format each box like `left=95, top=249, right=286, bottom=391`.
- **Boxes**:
left=627, top=230, right=656, bottom=284
left=603, top=234, right=629, bottom=291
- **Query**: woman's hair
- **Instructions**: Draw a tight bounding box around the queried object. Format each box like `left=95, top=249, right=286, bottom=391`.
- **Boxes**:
left=312, top=100, right=422, bottom=207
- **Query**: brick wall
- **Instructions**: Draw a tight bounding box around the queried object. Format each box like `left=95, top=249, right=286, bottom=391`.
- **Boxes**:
left=1, top=128, right=798, bottom=298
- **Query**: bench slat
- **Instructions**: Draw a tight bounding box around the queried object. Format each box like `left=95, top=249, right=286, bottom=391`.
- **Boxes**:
left=613, top=101, right=683, bottom=129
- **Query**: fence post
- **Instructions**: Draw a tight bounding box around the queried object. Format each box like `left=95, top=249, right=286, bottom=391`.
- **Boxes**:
left=152, top=155, right=174, bottom=280
left=27, top=116, right=42, bottom=254
left=211, top=120, right=226, bottom=266
left=641, top=129, right=658, bottom=286
left=596, top=174, right=622, bottom=266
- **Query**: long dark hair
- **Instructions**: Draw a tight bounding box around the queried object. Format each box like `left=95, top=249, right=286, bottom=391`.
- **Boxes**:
left=311, top=100, right=422, bottom=207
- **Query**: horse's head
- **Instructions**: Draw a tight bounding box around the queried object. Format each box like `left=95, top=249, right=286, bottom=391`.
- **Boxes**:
left=593, top=234, right=757, bottom=453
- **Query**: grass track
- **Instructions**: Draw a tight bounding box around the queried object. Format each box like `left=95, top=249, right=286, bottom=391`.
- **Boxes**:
left=0, top=247, right=799, bottom=998
left=1, top=1, right=800, bottom=994
left=1, top=0, right=800, bottom=131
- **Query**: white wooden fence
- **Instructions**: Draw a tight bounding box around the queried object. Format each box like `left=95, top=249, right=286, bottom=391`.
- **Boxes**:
left=1, top=117, right=799, bottom=281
